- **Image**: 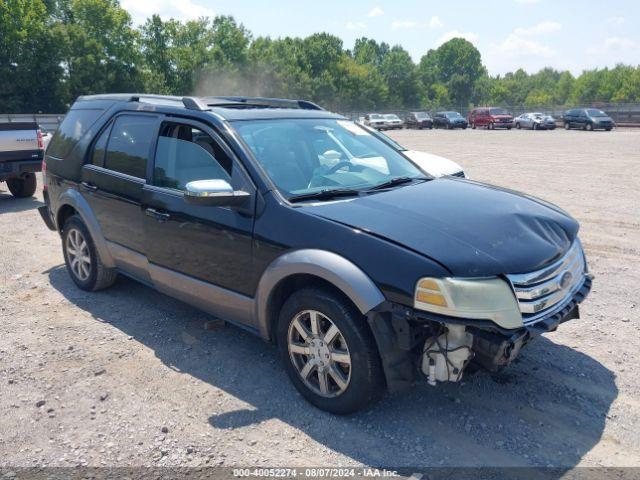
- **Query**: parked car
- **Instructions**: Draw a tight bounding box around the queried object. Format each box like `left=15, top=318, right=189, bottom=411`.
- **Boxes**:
left=358, top=124, right=466, bottom=178
left=468, top=107, right=513, bottom=130
left=405, top=112, right=433, bottom=129
left=0, top=122, right=44, bottom=198
left=40, top=94, right=592, bottom=414
left=41, top=129, right=53, bottom=150
left=363, top=113, right=386, bottom=130
left=563, top=108, right=614, bottom=131
left=383, top=114, right=403, bottom=130
left=433, top=111, right=468, bottom=129
left=514, top=113, right=556, bottom=130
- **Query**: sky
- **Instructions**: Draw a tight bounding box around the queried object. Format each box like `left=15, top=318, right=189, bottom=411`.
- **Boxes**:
left=121, top=0, right=640, bottom=76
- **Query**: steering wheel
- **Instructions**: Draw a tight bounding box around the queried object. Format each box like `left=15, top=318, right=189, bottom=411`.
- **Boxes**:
left=327, top=161, right=355, bottom=174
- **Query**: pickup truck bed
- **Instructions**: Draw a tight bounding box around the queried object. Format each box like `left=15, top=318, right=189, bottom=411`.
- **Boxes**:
left=0, top=122, right=43, bottom=198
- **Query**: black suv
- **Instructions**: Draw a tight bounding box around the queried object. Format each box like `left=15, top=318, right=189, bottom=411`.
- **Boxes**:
left=433, top=111, right=468, bottom=129
left=563, top=108, right=614, bottom=131
left=40, top=94, right=592, bottom=414
left=405, top=112, right=433, bottom=129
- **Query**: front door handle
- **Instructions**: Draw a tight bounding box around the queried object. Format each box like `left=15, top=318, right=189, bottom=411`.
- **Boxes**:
left=80, top=181, right=98, bottom=192
left=145, top=208, right=171, bottom=222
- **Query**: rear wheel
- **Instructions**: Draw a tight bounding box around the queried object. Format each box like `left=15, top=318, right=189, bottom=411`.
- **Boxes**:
left=62, top=215, right=117, bottom=291
left=472, top=122, right=476, bottom=129
left=489, top=122, right=495, bottom=130
left=277, top=287, right=385, bottom=414
left=6, top=173, right=36, bottom=198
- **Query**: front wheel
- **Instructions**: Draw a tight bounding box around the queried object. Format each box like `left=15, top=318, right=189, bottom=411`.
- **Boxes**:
left=586, top=123, right=593, bottom=131
left=564, top=122, right=571, bottom=130
left=489, top=122, right=495, bottom=130
left=6, top=173, right=37, bottom=198
left=277, top=288, right=385, bottom=414
left=472, top=122, right=476, bottom=129
left=515, top=123, right=521, bottom=129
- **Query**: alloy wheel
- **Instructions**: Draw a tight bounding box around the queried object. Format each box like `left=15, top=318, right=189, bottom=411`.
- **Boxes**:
left=66, top=228, right=92, bottom=281
left=287, top=310, right=352, bottom=398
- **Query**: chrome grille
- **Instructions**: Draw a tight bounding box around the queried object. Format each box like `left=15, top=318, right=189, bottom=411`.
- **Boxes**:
left=507, top=241, right=587, bottom=325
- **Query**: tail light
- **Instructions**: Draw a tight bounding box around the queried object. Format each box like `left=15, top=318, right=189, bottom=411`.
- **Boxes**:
left=41, top=158, right=47, bottom=191
left=37, top=129, right=44, bottom=150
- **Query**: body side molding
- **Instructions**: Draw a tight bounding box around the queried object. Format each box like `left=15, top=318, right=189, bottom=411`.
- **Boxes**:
left=255, top=249, right=386, bottom=340
left=56, top=188, right=116, bottom=268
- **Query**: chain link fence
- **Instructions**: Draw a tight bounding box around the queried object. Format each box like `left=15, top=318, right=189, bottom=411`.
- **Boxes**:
left=2, top=103, right=640, bottom=132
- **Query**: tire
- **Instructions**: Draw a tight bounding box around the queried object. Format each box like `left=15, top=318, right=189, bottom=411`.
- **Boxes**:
left=6, top=173, right=37, bottom=198
left=61, top=215, right=117, bottom=292
left=489, top=122, right=495, bottom=130
left=533, top=123, right=538, bottom=131
left=564, top=122, right=570, bottom=130
left=586, top=123, right=593, bottom=131
left=515, top=122, right=521, bottom=129
left=472, top=122, right=476, bottom=129
left=605, top=127, right=612, bottom=131
left=276, top=287, right=385, bottom=414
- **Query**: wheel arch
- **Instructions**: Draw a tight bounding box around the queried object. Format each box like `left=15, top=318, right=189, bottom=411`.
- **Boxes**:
left=55, top=189, right=115, bottom=268
left=255, top=249, right=386, bottom=342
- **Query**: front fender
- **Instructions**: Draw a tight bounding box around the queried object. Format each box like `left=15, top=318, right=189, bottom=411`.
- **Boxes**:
left=56, top=188, right=115, bottom=268
left=255, top=249, right=386, bottom=340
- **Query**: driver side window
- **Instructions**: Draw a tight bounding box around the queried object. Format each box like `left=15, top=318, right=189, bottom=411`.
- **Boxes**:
left=153, top=123, right=232, bottom=191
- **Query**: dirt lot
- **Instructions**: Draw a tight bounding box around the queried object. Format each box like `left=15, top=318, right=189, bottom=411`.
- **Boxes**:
left=1, top=128, right=639, bottom=470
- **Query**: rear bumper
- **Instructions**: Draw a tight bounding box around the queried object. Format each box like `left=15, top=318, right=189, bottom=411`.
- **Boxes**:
left=0, top=159, right=42, bottom=180
left=38, top=190, right=56, bottom=231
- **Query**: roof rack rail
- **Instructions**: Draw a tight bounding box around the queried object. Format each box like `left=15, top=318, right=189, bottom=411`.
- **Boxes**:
left=77, top=94, right=211, bottom=111
left=204, top=96, right=324, bottom=111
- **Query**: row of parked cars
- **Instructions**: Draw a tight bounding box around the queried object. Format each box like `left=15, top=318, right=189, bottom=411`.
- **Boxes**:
left=363, top=108, right=616, bottom=131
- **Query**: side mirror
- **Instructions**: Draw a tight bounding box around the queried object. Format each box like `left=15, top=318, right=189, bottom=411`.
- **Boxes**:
left=184, top=179, right=250, bottom=207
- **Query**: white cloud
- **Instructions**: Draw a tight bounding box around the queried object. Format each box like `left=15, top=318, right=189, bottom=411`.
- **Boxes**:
left=587, top=36, right=638, bottom=54
left=391, top=17, right=444, bottom=30
left=367, top=6, right=384, bottom=18
left=514, top=21, right=562, bottom=36
left=607, top=16, right=625, bottom=26
left=121, top=0, right=215, bottom=24
left=345, top=21, right=367, bottom=30
left=436, top=30, right=479, bottom=45
left=496, top=34, right=555, bottom=58
left=428, top=16, right=444, bottom=29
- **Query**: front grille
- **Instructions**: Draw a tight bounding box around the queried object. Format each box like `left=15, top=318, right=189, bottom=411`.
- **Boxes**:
left=507, top=241, right=587, bottom=325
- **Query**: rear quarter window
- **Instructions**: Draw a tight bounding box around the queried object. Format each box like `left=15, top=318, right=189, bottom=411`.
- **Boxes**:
left=47, top=108, right=104, bottom=159
left=104, top=115, right=157, bottom=179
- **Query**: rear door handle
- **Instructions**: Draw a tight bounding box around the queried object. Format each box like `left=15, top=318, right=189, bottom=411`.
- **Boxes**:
left=145, top=208, right=171, bottom=222
left=80, top=181, right=98, bottom=192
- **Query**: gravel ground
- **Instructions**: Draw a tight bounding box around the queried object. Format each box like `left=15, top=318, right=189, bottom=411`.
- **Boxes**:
left=0, top=128, right=639, bottom=470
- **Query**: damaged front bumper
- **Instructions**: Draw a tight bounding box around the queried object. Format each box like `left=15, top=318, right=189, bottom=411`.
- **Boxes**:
left=367, top=274, right=592, bottom=391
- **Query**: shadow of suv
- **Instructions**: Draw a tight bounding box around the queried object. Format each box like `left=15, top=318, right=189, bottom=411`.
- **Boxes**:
left=39, top=94, right=592, bottom=414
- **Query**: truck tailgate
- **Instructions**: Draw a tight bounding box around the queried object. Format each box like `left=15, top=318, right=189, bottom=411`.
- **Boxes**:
left=0, top=123, right=41, bottom=163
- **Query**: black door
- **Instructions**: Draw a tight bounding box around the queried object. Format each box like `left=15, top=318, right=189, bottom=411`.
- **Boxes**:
left=81, top=113, right=159, bottom=279
left=142, top=117, right=256, bottom=316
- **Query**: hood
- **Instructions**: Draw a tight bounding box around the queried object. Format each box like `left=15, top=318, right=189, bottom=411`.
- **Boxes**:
left=303, top=179, right=579, bottom=276
left=403, top=150, right=464, bottom=177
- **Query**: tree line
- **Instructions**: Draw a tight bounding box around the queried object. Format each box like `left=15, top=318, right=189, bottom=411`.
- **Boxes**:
left=2, top=0, right=639, bottom=114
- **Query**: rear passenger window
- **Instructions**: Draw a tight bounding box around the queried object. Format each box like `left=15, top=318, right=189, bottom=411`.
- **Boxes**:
left=153, top=123, right=232, bottom=191
left=90, top=123, right=111, bottom=167
left=104, top=115, right=156, bottom=179
left=47, top=108, right=103, bottom=159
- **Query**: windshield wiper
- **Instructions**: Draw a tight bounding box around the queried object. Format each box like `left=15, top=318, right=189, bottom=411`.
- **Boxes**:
left=288, top=188, right=362, bottom=203
left=367, top=176, right=427, bottom=191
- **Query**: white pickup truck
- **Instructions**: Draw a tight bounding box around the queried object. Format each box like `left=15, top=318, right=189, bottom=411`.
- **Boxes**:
left=0, top=122, right=44, bottom=198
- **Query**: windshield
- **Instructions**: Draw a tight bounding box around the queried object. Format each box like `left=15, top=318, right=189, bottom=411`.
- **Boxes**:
left=414, top=112, right=430, bottom=119
left=369, top=114, right=383, bottom=120
left=490, top=108, right=509, bottom=115
left=363, top=125, right=406, bottom=151
left=587, top=109, right=607, bottom=117
left=233, top=119, right=425, bottom=200
left=385, top=114, right=400, bottom=120
left=445, top=112, right=462, bottom=118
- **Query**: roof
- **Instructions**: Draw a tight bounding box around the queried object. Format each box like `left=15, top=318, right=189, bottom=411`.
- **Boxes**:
left=74, top=94, right=342, bottom=121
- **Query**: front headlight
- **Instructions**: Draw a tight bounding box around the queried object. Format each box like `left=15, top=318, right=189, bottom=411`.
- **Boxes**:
left=414, top=277, right=522, bottom=329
